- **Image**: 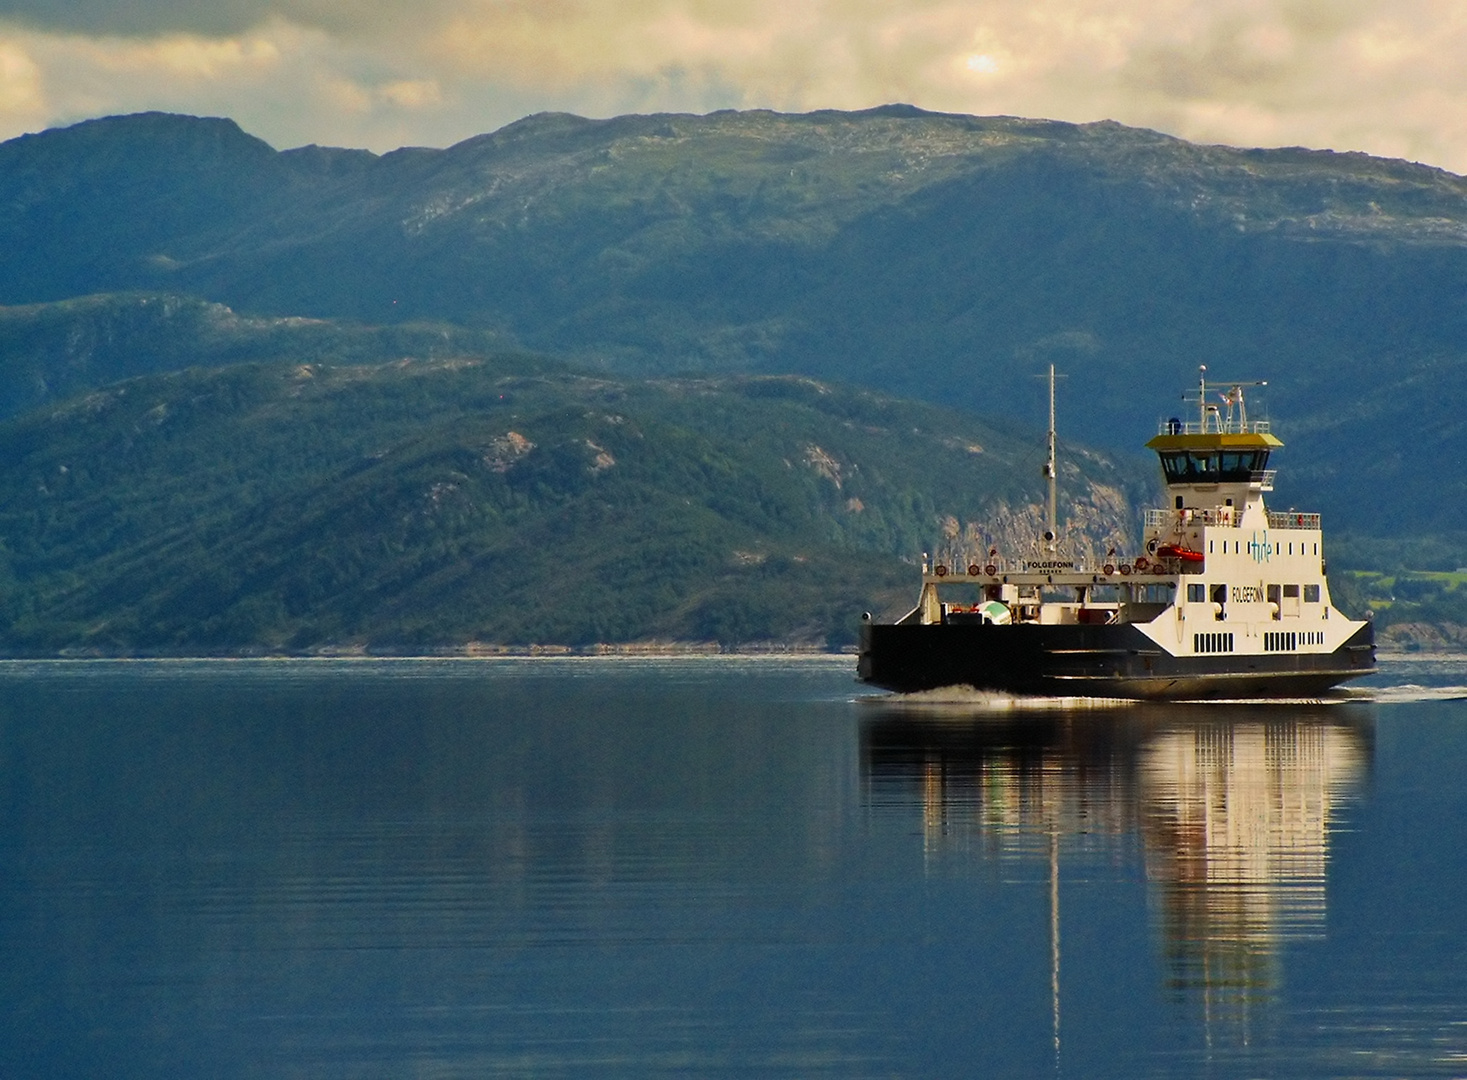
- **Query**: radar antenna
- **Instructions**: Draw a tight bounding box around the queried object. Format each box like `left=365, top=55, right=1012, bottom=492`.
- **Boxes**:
left=1189, top=364, right=1267, bottom=433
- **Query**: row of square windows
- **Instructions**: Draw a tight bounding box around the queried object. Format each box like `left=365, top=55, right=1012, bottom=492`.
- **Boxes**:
left=1186, top=584, right=1322, bottom=603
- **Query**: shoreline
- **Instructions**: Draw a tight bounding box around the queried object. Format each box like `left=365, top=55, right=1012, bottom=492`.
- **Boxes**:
left=1, top=641, right=860, bottom=661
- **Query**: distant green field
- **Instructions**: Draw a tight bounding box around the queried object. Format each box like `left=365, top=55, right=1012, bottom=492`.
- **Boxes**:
left=1336, top=569, right=1467, bottom=624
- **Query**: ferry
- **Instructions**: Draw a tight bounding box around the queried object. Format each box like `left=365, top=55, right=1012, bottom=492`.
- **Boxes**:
left=856, top=368, right=1376, bottom=699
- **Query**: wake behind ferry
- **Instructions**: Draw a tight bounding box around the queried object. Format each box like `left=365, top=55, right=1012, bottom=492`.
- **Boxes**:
left=857, top=368, right=1376, bottom=699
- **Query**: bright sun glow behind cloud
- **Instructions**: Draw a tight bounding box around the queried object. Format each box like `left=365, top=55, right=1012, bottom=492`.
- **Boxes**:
left=0, top=0, right=1464, bottom=171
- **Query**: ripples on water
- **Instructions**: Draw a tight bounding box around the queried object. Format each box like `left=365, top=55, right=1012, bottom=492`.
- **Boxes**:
left=0, top=655, right=1465, bottom=1077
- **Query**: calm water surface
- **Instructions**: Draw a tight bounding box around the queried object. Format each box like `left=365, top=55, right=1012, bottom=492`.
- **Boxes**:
left=1, top=655, right=1465, bottom=1077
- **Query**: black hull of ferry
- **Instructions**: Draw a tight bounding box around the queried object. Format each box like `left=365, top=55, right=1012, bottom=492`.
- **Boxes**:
left=857, top=620, right=1376, bottom=700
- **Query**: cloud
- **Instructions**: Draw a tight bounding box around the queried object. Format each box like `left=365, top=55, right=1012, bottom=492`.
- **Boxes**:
left=0, top=0, right=273, bottom=37
left=0, top=0, right=1465, bottom=173
left=0, top=37, right=42, bottom=118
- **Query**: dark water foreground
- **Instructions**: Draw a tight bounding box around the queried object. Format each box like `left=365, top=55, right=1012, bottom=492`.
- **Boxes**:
left=1, top=656, right=1464, bottom=1078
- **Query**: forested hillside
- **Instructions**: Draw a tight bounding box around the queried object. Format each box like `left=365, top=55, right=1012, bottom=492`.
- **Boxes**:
left=0, top=354, right=1140, bottom=654
left=0, top=292, right=509, bottom=418
left=1, top=107, right=1464, bottom=546
left=1, top=105, right=1464, bottom=652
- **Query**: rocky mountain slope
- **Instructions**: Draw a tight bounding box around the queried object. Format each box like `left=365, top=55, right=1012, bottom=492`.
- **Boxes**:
left=2, top=106, right=1464, bottom=546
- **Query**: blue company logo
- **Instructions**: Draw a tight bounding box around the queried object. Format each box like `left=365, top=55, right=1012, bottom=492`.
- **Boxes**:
left=1248, top=531, right=1271, bottom=563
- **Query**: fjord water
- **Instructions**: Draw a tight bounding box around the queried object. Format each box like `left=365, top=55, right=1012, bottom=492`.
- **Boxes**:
left=1, top=658, right=1464, bottom=1078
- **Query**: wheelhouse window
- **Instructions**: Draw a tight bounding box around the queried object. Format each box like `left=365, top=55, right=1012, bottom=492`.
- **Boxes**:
left=1159, top=449, right=1271, bottom=483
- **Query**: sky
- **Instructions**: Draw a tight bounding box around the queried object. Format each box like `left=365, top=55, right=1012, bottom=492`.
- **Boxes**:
left=0, top=0, right=1464, bottom=173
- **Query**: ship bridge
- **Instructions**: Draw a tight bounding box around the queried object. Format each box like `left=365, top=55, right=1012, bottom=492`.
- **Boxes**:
left=1145, top=371, right=1282, bottom=512
left=1145, top=430, right=1282, bottom=488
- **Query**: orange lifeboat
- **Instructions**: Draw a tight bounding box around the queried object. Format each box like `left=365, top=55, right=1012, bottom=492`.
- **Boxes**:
left=1156, top=543, right=1204, bottom=563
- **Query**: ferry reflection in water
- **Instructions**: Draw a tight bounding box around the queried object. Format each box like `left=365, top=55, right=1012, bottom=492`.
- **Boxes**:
left=860, top=702, right=1372, bottom=1025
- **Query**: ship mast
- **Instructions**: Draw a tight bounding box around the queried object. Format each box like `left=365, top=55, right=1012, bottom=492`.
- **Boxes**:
left=1043, top=364, right=1059, bottom=551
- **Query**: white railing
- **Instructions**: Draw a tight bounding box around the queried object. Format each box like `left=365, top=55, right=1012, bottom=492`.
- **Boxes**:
left=1146, top=507, right=1318, bottom=530
left=1267, top=511, right=1321, bottom=530
left=1156, top=418, right=1272, bottom=436
left=1144, top=507, right=1237, bottom=528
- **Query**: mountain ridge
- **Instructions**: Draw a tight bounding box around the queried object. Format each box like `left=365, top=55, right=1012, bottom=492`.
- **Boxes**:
left=1, top=105, right=1464, bottom=578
